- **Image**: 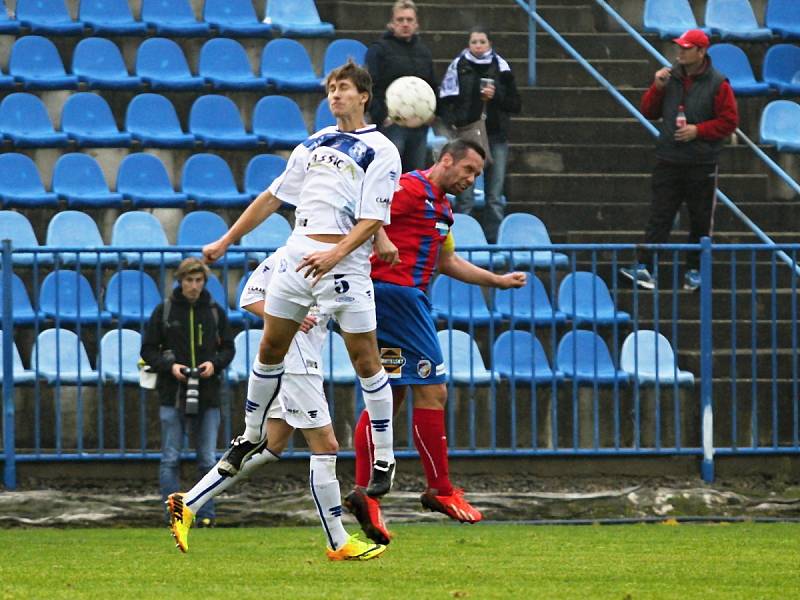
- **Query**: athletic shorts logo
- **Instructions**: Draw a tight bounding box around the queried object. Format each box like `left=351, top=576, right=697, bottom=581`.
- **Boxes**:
left=308, top=410, right=318, bottom=419
left=417, top=359, right=432, bottom=379
left=381, top=347, right=406, bottom=378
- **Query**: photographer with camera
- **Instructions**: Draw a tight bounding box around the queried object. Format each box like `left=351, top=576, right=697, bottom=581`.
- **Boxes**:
left=140, top=257, right=234, bottom=526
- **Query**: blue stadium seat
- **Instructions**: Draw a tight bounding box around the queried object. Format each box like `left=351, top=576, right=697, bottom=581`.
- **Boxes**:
left=79, top=0, right=147, bottom=35
left=140, top=0, right=211, bottom=36
left=236, top=213, right=292, bottom=264
left=324, top=330, right=356, bottom=384
left=110, top=210, right=182, bottom=266
left=177, top=211, right=244, bottom=266
left=493, top=330, right=563, bottom=384
left=497, top=213, right=568, bottom=270
left=707, top=44, right=770, bottom=96
left=621, top=330, right=694, bottom=386
left=642, top=0, right=707, bottom=38
left=229, top=329, right=262, bottom=382
left=199, top=38, right=268, bottom=91
left=0, top=0, right=21, bottom=34
left=314, top=98, right=335, bottom=130
left=189, top=95, right=259, bottom=149
left=182, top=153, right=252, bottom=208
left=264, top=0, right=334, bottom=37
left=39, top=270, right=113, bottom=324
left=125, top=94, right=196, bottom=148
left=135, top=38, right=205, bottom=91
left=495, top=275, right=566, bottom=326
left=0, top=153, right=58, bottom=209
left=451, top=213, right=506, bottom=269
left=763, top=44, right=800, bottom=95
left=0, top=330, right=36, bottom=384
left=46, top=210, right=118, bottom=266
left=72, top=38, right=142, bottom=90
left=53, top=153, right=124, bottom=209
left=105, top=270, right=162, bottom=325
left=556, top=330, right=628, bottom=385
left=233, top=272, right=262, bottom=326
left=0, top=211, right=53, bottom=266
left=766, top=0, right=800, bottom=40
left=244, top=153, right=287, bottom=198
left=252, top=95, right=309, bottom=148
left=759, top=100, right=800, bottom=152
left=437, top=329, right=498, bottom=385
left=0, top=272, right=40, bottom=325
left=9, top=36, right=79, bottom=89
left=32, top=328, right=99, bottom=384
left=61, top=93, right=133, bottom=147
left=430, top=275, right=502, bottom=326
left=557, top=272, right=630, bottom=326
left=261, top=38, right=323, bottom=92
left=427, top=127, right=448, bottom=153
left=116, top=153, right=188, bottom=209
left=202, top=273, right=242, bottom=325
left=705, top=0, right=773, bottom=41
left=0, top=93, right=69, bottom=148
left=16, top=0, right=84, bottom=35
left=204, top=0, right=272, bottom=37
left=100, top=329, right=142, bottom=384
left=323, top=38, right=368, bottom=75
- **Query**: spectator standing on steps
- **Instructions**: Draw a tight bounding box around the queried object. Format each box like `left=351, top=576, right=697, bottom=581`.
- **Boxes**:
left=620, top=29, right=738, bottom=292
left=366, top=0, right=436, bottom=172
left=438, top=26, right=521, bottom=244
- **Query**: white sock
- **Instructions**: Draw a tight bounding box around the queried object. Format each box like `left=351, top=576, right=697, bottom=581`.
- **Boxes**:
left=243, top=359, right=284, bottom=443
left=359, top=369, right=395, bottom=464
left=309, top=454, right=349, bottom=551
left=185, top=447, right=281, bottom=514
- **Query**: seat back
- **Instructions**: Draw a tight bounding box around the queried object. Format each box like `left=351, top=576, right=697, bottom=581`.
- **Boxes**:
left=766, top=0, right=798, bottom=30
left=0, top=153, right=48, bottom=196
left=244, top=154, right=287, bottom=196
left=267, top=0, right=324, bottom=26
left=141, top=0, right=199, bottom=23
left=61, top=93, right=120, bottom=135
left=643, top=0, right=699, bottom=34
left=204, top=0, right=258, bottom=24
left=323, top=38, right=367, bottom=75
left=557, top=272, right=616, bottom=319
left=177, top=210, right=228, bottom=247
left=430, top=275, right=492, bottom=320
left=32, top=328, right=95, bottom=377
left=46, top=210, right=105, bottom=250
left=9, top=35, right=69, bottom=78
left=240, top=213, right=292, bottom=262
left=495, top=275, right=557, bottom=320
left=231, top=329, right=262, bottom=380
left=100, top=329, right=142, bottom=382
left=0, top=330, right=31, bottom=380
left=105, top=270, right=161, bottom=322
left=39, top=270, right=102, bottom=316
left=80, top=0, right=137, bottom=23
left=451, top=213, right=495, bottom=265
left=763, top=44, right=800, bottom=85
left=323, top=330, right=355, bottom=383
left=0, top=272, right=37, bottom=319
left=556, top=330, right=617, bottom=379
left=707, top=44, right=758, bottom=85
left=314, top=98, right=335, bottom=130
left=706, top=0, right=762, bottom=31
left=261, top=38, right=316, bottom=77
left=0, top=92, right=58, bottom=136
left=252, top=95, right=308, bottom=136
left=620, top=330, right=680, bottom=378
left=112, top=210, right=171, bottom=250
left=498, top=213, right=553, bottom=247
left=760, top=100, right=800, bottom=144
left=189, top=94, right=248, bottom=136
left=72, top=37, right=129, bottom=78
left=437, top=329, right=492, bottom=382
left=53, top=153, right=112, bottom=196
left=493, top=330, right=552, bottom=378
left=136, top=38, right=193, bottom=80
left=125, top=93, right=184, bottom=135
left=0, top=210, right=38, bottom=247
left=117, top=153, right=176, bottom=197
left=199, top=38, right=256, bottom=79
left=182, top=154, right=240, bottom=196
left=16, top=0, right=73, bottom=23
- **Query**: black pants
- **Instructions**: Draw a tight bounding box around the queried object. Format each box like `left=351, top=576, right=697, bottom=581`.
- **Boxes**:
left=638, top=160, right=718, bottom=271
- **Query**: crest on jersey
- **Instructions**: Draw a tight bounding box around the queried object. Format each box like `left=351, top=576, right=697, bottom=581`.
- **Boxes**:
left=349, top=141, right=367, bottom=163
left=417, top=359, right=432, bottom=378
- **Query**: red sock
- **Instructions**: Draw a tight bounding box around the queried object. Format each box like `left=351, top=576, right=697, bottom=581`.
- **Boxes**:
left=412, top=407, right=453, bottom=496
left=353, top=409, right=373, bottom=488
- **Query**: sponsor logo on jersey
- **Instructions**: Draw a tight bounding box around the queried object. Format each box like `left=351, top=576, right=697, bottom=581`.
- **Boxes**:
left=376, top=196, right=390, bottom=204
left=247, top=285, right=265, bottom=294
left=334, top=296, right=354, bottom=303
left=417, top=359, right=432, bottom=378
left=381, top=347, right=406, bottom=378
left=305, top=359, right=318, bottom=369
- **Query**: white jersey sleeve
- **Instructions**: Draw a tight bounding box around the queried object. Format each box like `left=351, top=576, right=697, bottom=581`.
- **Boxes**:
left=356, top=141, right=402, bottom=224
left=267, top=143, right=308, bottom=207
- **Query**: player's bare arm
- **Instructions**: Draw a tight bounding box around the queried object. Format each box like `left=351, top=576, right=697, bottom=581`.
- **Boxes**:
left=373, top=227, right=401, bottom=265
left=438, top=247, right=527, bottom=289
left=297, top=218, right=385, bottom=285
left=202, top=190, right=283, bottom=262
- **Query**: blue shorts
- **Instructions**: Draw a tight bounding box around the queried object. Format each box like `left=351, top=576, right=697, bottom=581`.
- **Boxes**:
left=374, top=281, right=446, bottom=386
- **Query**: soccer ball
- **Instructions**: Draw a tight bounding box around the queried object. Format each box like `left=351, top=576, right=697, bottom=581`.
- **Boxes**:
left=385, top=76, right=436, bottom=128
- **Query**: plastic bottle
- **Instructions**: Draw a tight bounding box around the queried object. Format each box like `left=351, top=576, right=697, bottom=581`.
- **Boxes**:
left=676, top=105, right=687, bottom=129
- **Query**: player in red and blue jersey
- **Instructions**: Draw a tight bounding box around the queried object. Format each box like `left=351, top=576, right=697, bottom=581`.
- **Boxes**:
left=344, top=139, right=527, bottom=544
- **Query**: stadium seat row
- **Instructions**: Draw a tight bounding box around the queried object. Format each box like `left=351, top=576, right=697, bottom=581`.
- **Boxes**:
left=709, top=43, right=800, bottom=96
left=643, top=0, right=798, bottom=41
left=0, top=0, right=333, bottom=38
left=0, top=36, right=366, bottom=92
left=1, top=327, right=694, bottom=388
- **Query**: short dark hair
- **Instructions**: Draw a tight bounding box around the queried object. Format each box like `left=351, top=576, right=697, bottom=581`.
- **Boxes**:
left=440, top=138, right=486, bottom=162
left=324, top=59, right=373, bottom=109
left=469, top=25, right=492, bottom=42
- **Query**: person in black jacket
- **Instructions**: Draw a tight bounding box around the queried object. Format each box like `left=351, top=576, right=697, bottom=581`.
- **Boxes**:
left=366, top=0, right=436, bottom=171
left=140, top=257, right=234, bottom=526
left=439, top=26, right=522, bottom=243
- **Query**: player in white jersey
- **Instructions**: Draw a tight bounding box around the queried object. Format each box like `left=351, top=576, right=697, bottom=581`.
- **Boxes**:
left=167, top=251, right=386, bottom=561
left=202, top=61, right=402, bottom=505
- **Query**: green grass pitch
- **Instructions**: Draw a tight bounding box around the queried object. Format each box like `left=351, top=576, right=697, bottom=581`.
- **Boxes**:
left=1, top=523, right=798, bottom=599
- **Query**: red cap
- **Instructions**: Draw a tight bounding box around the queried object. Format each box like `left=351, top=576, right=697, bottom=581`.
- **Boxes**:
left=673, top=29, right=710, bottom=49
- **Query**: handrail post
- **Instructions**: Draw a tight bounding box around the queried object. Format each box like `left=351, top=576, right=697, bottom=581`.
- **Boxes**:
left=528, top=0, right=536, bottom=85
left=2, top=239, right=16, bottom=490
left=699, top=237, right=714, bottom=482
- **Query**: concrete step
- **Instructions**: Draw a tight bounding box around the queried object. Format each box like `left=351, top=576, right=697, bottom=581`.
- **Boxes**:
left=566, top=230, right=798, bottom=244
left=509, top=117, right=656, bottom=145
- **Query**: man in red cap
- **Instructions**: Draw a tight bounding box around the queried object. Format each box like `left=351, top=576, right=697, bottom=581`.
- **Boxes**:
left=620, top=28, right=738, bottom=292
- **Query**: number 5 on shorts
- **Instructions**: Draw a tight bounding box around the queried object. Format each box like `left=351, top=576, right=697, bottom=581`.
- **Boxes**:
left=334, top=274, right=350, bottom=294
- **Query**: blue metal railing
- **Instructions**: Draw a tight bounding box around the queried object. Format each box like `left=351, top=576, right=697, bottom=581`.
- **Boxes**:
left=1, top=242, right=799, bottom=490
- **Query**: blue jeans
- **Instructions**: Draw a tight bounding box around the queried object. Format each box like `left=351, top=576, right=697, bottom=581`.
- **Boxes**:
left=380, top=123, right=429, bottom=172
left=456, top=138, right=509, bottom=243
left=159, top=404, right=220, bottom=521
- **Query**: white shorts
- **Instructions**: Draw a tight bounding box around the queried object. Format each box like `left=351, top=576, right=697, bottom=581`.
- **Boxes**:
left=278, top=373, right=332, bottom=429
left=265, top=234, right=377, bottom=334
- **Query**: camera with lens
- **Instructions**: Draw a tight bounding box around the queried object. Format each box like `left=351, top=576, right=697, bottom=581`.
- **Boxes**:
left=181, top=367, right=202, bottom=415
